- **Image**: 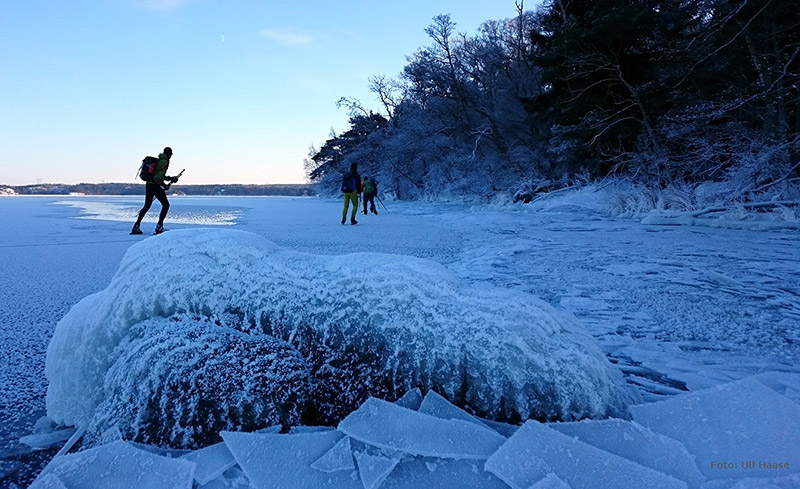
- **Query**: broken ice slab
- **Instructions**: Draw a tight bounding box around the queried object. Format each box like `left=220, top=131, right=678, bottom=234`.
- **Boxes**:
left=221, top=430, right=361, bottom=489
left=393, top=388, right=423, bottom=411
left=290, top=425, right=336, bottom=434
left=477, top=417, right=519, bottom=438
left=528, top=473, right=571, bottom=489
left=36, top=440, right=195, bottom=489
left=550, top=418, right=705, bottom=488
left=28, top=473, right=67, bottom=489
left=311, top=436, right=355, bottom=473
left=180, top=441, right=236, bottom=485
left=629, top=377, right=800, bottom=480
left=354, top=451, right=400, bottom=489
left=379, top=456, right=509, bottom=489
left=753, top=371, right=800, bottom=404
left=417, top=390, right=519, bottom=438
left=485, top=421, right=687, bottom=489
left=418, top=391, right=491, bottom=430
left=338, top=397, right=505, bottom=459
left=19, top=427, right=76, bottom=450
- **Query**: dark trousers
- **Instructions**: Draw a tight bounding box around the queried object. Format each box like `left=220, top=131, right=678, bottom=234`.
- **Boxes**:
left=135, top=182, right=170, bottom=226
left=363, top=193, right=376, bottom=213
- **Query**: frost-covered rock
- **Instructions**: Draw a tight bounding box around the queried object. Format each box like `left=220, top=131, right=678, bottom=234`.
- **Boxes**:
left=86, top=316, right=310, bottom=447
left=46, top=229, right=635, bottom=441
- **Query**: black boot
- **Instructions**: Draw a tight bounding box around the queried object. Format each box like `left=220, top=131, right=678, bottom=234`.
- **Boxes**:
left=154, top=223, right=165, bottom=235
left=351, top=218, right=358, bottom=225
left=130, top=224, right=143, bottom=235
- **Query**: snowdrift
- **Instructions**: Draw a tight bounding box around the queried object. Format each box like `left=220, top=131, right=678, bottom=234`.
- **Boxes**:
left=45, top=229, right=635, bottom=447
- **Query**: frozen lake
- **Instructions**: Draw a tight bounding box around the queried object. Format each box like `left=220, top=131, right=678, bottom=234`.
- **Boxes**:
left=1, top=194, right=798, bottom=486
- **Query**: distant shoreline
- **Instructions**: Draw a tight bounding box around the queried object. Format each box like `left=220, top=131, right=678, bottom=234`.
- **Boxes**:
left=1, top=183, right=317, bottom=197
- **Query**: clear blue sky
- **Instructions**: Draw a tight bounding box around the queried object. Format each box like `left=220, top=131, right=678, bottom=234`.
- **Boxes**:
left=1, top=0, right=535, bottom=185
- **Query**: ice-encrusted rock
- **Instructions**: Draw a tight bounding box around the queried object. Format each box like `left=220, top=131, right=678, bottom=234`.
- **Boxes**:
left=46, top=229, right=636, bottom=433
left=86, top=316, right=310, bottom=447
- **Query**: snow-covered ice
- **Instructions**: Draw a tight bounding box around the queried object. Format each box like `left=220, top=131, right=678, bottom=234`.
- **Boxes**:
left=1, top=193, right=799, bottom=488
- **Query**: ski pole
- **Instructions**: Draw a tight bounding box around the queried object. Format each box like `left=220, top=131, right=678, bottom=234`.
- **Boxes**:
left=163, top=169, right=185, bottom=190
left=377, top=195, right=389, bottom=213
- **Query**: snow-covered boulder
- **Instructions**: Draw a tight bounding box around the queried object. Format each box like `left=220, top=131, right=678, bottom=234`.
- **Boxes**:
left=86, top=316, right=310, bottom=447
left=46, top=229, right=636, bottom=443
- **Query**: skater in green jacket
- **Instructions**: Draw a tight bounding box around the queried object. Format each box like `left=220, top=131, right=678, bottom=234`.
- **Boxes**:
left=130, top=147, right=180, bottom=235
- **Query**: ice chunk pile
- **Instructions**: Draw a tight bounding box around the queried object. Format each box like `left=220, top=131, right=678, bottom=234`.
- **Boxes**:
left=29, top=379, right=800, bottom=489
left=46, top=228, right=634, bottom=442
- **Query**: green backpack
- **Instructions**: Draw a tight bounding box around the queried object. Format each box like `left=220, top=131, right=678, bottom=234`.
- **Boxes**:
left=364, top=179, right=375, bottom=194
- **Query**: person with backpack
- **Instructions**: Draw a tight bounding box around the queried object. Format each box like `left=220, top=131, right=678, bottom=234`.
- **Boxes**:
left=341, top=162, right=362, bottom=225
left=130, top=146, right=180, bottom=235
left=362, top=176, right=378, bottom=215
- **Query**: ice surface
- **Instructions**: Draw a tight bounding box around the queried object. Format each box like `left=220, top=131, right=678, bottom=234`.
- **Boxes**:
left=19, top=428, right=75, bottom=450
left=311, top=436, right=356, bottom=473
left=485, top=421, right=687, bottom=489
left=477, top=417, right=519, bottom=438
left=290, top=425, right=336, bottom=434
left=354, top=451, right=400, bottom=489
left=180, top=442, right=237, bottom=485
left=529, top=473, right=572, bottom=489
left=629, top=377, right=800, bottom=480
left=221, top=430, right=361, bottom=489
left=550, top=418, right=705, bottom=488
left=418, top=390, right=490, bottom=429
left=393, top=388, right=423, bottom=411
left=28, top=473, right=67, bottom=489
left=36, top=440, right=195, bottom=489
left=380, top=457, right=510, bottom=489
left=753, top=371, right=800, bottom=404
left=338, top=397, right=506, bottom=459
left=46, top=228, right=635, bottom=434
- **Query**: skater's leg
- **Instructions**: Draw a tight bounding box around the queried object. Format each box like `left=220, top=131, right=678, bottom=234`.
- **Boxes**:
left=154, top=185, right=170, bottom=226
left=135, top=184, right=156, bottom=225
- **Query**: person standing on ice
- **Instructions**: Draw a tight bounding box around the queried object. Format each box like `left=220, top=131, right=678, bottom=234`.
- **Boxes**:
left=340, top=162, right=362, bottom=225
left=362, top=176, right=378, bottom=215
left=130, top=146, right=180, bottom=235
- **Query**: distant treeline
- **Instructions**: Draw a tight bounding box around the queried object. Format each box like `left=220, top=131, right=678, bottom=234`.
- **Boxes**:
left=2, top=183, right=316, bottom=196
